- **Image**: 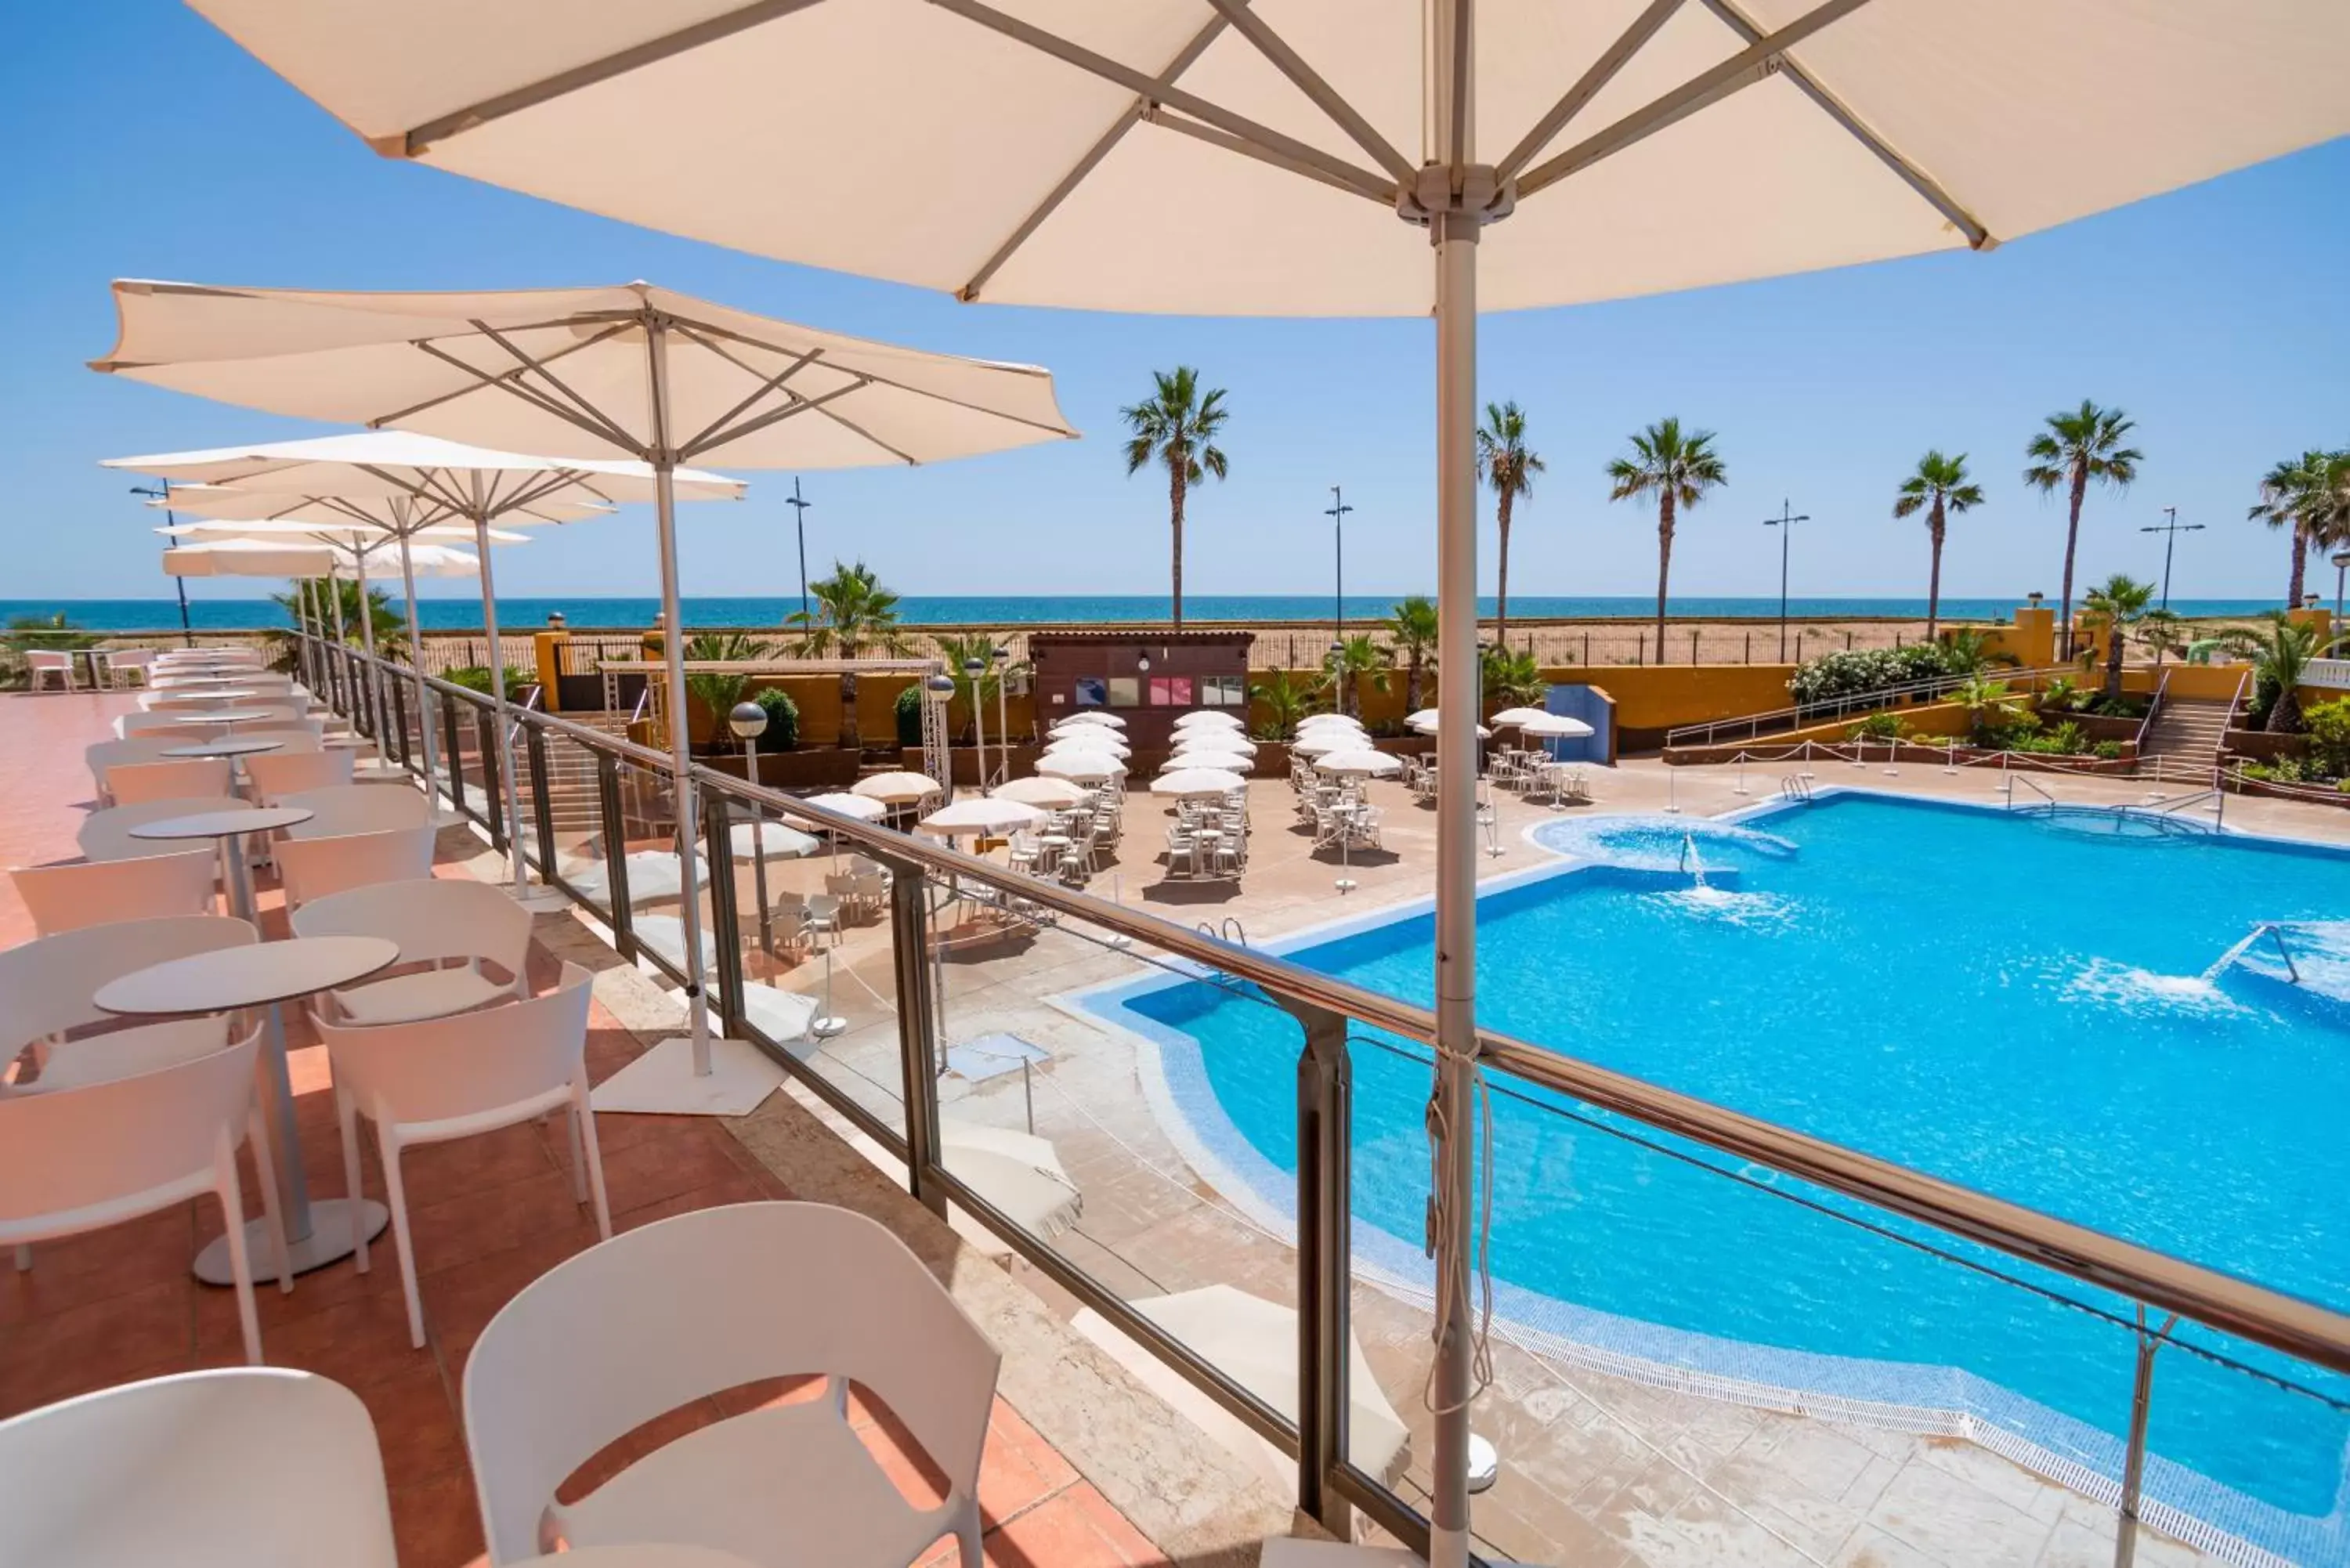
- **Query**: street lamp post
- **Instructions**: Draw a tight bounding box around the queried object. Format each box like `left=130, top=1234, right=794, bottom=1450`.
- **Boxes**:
left=963, top=656, right=987, bottom=792
left=786, top=477, right=813, bottom=624
left=129, top=482, right=194, bottom=649
left=991, top=645, right=1011, bottom=783
left=1763, top=500, right=1808, bottom=662
left=2138, top=508, right=2205, bottom=612
left=728, top=699, right=772, bottom=956
left=1326, top=484, right=1353, bottom=650
left=2332, top=550, right=2350, bottom=641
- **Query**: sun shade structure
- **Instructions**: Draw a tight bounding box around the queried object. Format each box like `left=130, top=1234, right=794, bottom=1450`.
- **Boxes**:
left=182, top=2, right=2350, bottom=1553
left=989, top=776, right=1089, bottom=809
left=1314, top=748, right=1403, bottom=777
left=1150, top=768, right=1246, bottom=798
left=89, top=284, right=1073, bottom=1121
left=107, top=432, right=743, bottom=908
left=916, top=797, right=1047, bottom=836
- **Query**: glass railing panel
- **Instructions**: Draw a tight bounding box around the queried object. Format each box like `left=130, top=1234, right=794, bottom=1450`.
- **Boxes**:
left=530, top=724, right=618, bottom=921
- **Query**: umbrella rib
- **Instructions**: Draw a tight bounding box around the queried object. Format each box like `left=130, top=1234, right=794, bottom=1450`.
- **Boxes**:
left=957, top=9, right=1235, bottom=303
left=393, top=338, right=634, bottom=451
left=1690, top=0, right=1990, bottom=248
left=371, top=322, right=634, bottom=427
left=1198, top=0, right=1414, bottom=185
left=682, top=378, right=897, bottom=464
left=392, top=0, right=835, bottom=157
left=1516, top=0, right=1877, bottom=200
left=923, top=0, right=1393, bottom=204
left=1493, top=0, right=1686, bottom=184
left=1139, top=109, right=1393, bottom=205
left=471, top=318, right=649, bottom=455
left=678, top=346, right=824, bottom=455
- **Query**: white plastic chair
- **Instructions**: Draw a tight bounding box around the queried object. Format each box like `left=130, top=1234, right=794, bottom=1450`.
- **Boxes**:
left=0, top=913, right=257, bottom=1093
left=275, top=828, right=436, bottom=912
left=314, top=963, right=604, bottom=1349
left=78, top=795, right=245, bottom=862
left=245, top=748, right=355, bottom=801
left=463, top=1201, right=1000, bottom=1568
left=99, top=646, right=156, bottom=688
left=277, top=784, right=431, bottom=839
left=293, top=877, right=530, bottom=1024
left=0, top=1025, right=290, bottom=1364
left=0, top=1367, right=396, bottom=1567
left=8, top=851, right=219, bottom=934
left=244, top=724, right=325, bottom=755
left=117, top=710, right=222, bottom=739
left=107, top=757, right=234, bottom=806
left=85, top=735, right=186, bottom=801
left=25, top=651, right=75, bottom=692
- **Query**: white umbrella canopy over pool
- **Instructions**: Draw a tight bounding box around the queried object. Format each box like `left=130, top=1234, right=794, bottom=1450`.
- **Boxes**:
left=916, top=797, right=1047, bottom=836
left=1514, top=712, right=1595, bottom=739
left=1035, top=753, right=1122, bottom=783
left=1314, top=748, right=1404, bottom=777
left=1051, top=711, right=1125, bottom=730
left=1151, top=768, right=1246, bottom=798
left=851, top=771, right=945, bottom=804
left=1171, top=711, right=1246, bottom=732
left=992, top=776, right=1090, bottom=809
left=1159, top=749, right=1252, bottom=775
left=181, top=2, right=2350, bottom=1550
left=799, top=791, right=889, bottom=823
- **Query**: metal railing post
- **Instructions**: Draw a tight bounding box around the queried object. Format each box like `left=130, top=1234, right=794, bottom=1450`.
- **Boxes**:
left=2113, top=1309, right=2176, bottom=1568
left=476, top=707, right=506, bottom=852
left=442, top=693, right=466, bottom=817
left=596, top=753, right=636, bottom=958
left=526, top=721, right=559, bottom=880
left=703, top=786, right=749, bottom=1042
left=888, top=865, right=948, bottom=1219
left=388, top=668, right=410, bottom=770
left=1282, top=997, right=1354, bottom=1536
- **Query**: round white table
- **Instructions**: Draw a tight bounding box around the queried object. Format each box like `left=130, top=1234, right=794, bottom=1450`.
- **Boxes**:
left=129, top=804, right=312, bottom=923
left=162, top=735, right=285, bottom=760
left=95, top=934, right=399, bottom=1284
left=164, top=688, right=263, bottom=705
left=174, top=708, right=274, bottom=730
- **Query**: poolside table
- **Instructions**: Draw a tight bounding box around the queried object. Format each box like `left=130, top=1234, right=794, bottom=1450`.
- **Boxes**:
left=172, top=708, right=275, bottom=731
left=93, top=934, right=398, bottom=1283
left=129, top=804, right=311, bottom=923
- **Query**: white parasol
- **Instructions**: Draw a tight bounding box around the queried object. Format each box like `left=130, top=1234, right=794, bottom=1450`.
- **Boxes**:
left=1314, top=749, right=1404, bottom=777
left=1150, top=768, right=1246, bottom=799
left=991, top=776, right=1090, bottom=809
left=916, top=797, right=1047, bottom=836
left=1035, top=753, right=1122, bottom=784
left=851, top=771, right=946, bottom=804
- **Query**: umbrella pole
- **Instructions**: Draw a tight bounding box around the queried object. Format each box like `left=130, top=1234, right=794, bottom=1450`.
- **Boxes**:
left=1427, top=36, right=1484, bottom=1563
left=354, top=539, right=384, bottom=751
left=651, top=316, right=716, bottom=1075
left=475, top=506, right=562, bottom=909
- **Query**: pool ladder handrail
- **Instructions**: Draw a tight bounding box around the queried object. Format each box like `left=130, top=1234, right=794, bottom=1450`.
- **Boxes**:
left=1775, top=773, right=1813, bottom=803
left=2260, top=922, right=2302, bottom=985
left=1192, top=917, right=1253, bottom=992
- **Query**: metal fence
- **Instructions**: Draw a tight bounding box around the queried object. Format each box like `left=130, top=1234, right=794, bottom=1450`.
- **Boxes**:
left=316, top=631, right=2350, bottom=1568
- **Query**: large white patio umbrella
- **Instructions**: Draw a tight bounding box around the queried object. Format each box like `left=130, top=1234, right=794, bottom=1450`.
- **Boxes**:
left=183, top=3, right=2350, bottom=1550
left=108, top=432, right=743, bottom=900
left=90, top=286, right=1073, bottom=1119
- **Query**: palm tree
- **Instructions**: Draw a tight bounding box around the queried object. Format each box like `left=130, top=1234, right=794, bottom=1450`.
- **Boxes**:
left=1891, top=450, right=1983, bottom=638
left=1383, top=594, right=1440, bottom=711
left=2135, top=609, right=2189, bottom=667
left=682, top=630, right=773, bottom=750
left=1950, top=676, right=2026, bottom=745
left=1939, top=627, right=2016, bottom=677
left=2221, top=612, right=2323, bottom=734
left=936, top=630, right=1024, bottom=743
left=1248, top=668, right=1321, bottom=741
left=1476, top=401, right=1546, bottom=646
left=2079, top=573, right=2154, bottom=703
left=1479, top=645, right=1546, bottom=711
left=786, top=561, right=910, bottom=750
left=2248, top=450, right=2350, bottom=606
left=2023, top=401, right=2141, bottom=652
left=1321, top=633, right=1392, bottom=719
left=1606, top=417, right=1727, bottom=663
left=263, top=578, right=404, bottom=672
left=1120, top=367, right=1230, bottom=629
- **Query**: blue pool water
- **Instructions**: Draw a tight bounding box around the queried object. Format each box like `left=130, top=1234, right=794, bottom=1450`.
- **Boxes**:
left=1097, top=794, right=2350, bottom=1547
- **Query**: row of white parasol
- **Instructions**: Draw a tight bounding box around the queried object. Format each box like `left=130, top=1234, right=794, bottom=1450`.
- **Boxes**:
left=110, top=1, right=2350, bottom=1551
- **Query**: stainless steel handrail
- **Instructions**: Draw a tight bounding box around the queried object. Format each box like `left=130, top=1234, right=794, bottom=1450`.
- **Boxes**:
left=333, top=638, right=2350, bottom=1384
left=2131, top=666, right=2171, bottom=756
left=1666, top=663, right=2073, bottom=749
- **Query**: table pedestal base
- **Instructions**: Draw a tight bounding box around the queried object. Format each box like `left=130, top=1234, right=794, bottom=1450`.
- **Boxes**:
left=194, top=1198, right=390, bottom=1285
left=505, top=880, right=573, bottom=913
left=591, top=1035, right=783, bottom=1117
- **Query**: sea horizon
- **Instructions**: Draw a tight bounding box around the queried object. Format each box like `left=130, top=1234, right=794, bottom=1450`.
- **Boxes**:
left=0, top=592, right=2294, bottom=634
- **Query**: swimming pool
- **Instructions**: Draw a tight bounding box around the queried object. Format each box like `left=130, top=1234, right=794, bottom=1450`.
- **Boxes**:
left=1084, top=793, right=2350, bottom=1558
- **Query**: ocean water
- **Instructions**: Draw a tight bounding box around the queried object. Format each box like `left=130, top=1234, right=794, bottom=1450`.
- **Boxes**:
left=1099, top=796, right=2350, bottom=1545
left=0, top=594, right=2287, bottom=633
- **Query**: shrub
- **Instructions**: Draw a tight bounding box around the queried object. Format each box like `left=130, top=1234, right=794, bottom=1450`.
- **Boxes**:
left=1786, top=644, right=1952, bottom=706
left=894, top=682, right=924, bottom=747
left=1846, top=711, right=1907, bottom=740
left=443, top=664, right=537, bottom=696
left=753, top=686, right=801, bottom=751
left=2303, top=697, right=2350, bottom=779
left=2093, top=741, right=2124, bottom=760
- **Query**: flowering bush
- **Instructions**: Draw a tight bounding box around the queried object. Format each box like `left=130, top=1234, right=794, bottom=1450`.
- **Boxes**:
left=1785, top=644, right=1951, bottom=705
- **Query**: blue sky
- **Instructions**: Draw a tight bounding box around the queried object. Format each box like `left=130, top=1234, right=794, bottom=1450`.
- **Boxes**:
left=5, top=3, right=2346, bottom=606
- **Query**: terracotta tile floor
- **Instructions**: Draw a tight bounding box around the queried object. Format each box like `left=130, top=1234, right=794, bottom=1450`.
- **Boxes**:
left=1, top=689, right=1170, bottom=1568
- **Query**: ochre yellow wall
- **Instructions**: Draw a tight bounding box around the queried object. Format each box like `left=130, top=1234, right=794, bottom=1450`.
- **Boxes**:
left=1242, top=663, right=1795, bottom=737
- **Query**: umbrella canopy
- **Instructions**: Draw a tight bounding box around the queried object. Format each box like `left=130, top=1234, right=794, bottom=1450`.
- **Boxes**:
left=89, top=281, right=1074, bottom=1117
left=1314, top=748, right=1404, bottom=777
left=162, top=538, right=480, bottom=579
left=1488, top=706, right=1552, bottom=728
left=916, top=797, right=1047, bottom=836
left=1172, top=730, right=1256, bottom=753
left=1295, top=716, right=1366, bottom=735
left=728, top=820, right=821, bottom=862
left=991, top=777, right=1090, bottom=809
left=1171, top=710, right=1246, bottom=732
left=1159, top=750, right=1252, bottom=776
left=851, top=771, right=945, bottom=804
left=937, top=1121, right=1082, bottom=1238
left=186, top=3, right=2350, bottom=1540
left=1408, top=711, right=1491, bottom=739
left=1051, top=711, right=1125, bottom=730
left=1035, top=753, right=1121, bottom=783
left=1150, top=768, right=1246, bottom=799
left=1514, top=712, right=1595, bottom=739
left=800, top=791, right=889, bottom=823
left=161, top=515, right=526, bottom=545
left=105, top=431, right=742, bottom=510
left=1288, top=731, right=1365, bottom=757
left=1040, top=732, right=1129, bottom=759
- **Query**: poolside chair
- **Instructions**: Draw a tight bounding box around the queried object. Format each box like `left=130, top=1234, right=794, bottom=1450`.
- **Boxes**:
left=98, top=647, right=155, bottom=688
left=0, top=1024, right=289, bottom=1365
left=24, top=652, right=74, bottom=692
left=0, top=1368, right=397, bottom=1568
left=276, top=782, right=431, bottom=838
left=85, top=735, right=186, bottom=803
left=0, top=914, right=256, bottom=1095
left=274, top=827, right=435, bottom=912
left=463, top=1201, right=998, bottom=1568
left=244, top=747, right=356, bottom=802
left=314, top=963, right=602, bottom=1349
left=115, top=710, right=221, bottom=740
left=78, top=796, right=245, bottom=862
left=106, top=757, right=234, bottom=807
left=8, top=851, right=219, bottom=935
left=292, top=876, right=531, bottom=1024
